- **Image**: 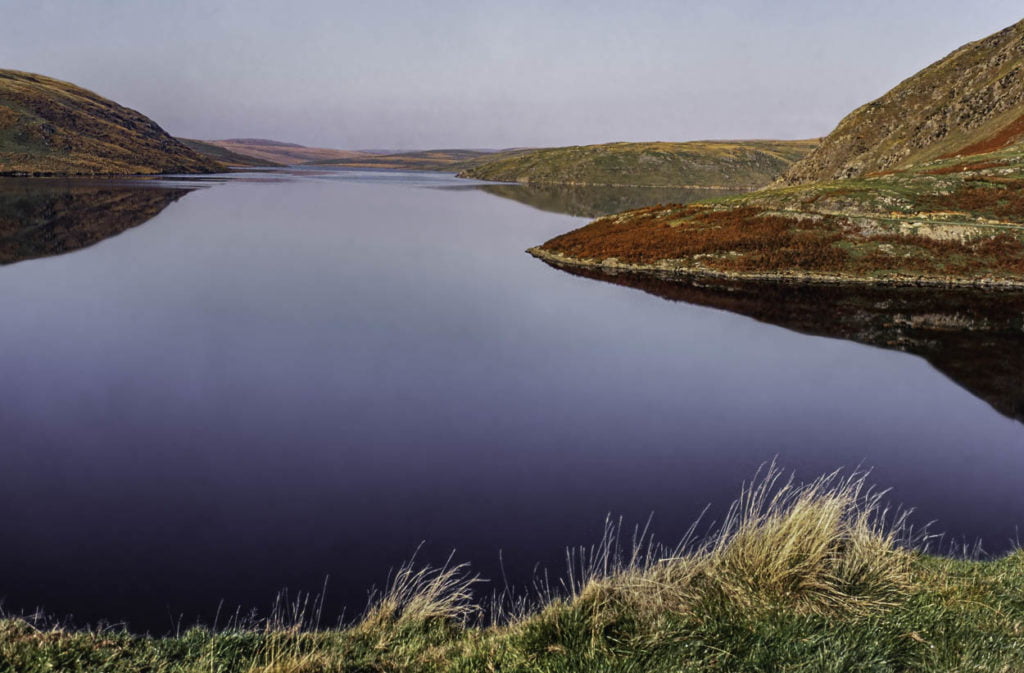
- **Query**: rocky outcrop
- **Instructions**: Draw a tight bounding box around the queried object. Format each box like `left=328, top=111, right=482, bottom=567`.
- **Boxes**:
left=781, top=19, right=1024, bottom=184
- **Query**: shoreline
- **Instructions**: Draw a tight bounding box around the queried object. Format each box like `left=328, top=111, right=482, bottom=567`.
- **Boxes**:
left=527, top=246, right=1024, bottom=290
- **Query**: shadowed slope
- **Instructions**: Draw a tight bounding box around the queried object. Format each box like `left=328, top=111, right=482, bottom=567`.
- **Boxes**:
left=177, top=139, right=284, bottom=168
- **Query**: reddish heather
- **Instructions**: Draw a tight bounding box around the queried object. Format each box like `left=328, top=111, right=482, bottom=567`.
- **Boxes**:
left=943, top=114, right=1024, bottom=158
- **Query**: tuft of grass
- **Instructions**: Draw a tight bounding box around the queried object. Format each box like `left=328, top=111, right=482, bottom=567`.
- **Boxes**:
left=359, top=553, right=483, bottom=631
left=695, top=467, right=913, bottom=615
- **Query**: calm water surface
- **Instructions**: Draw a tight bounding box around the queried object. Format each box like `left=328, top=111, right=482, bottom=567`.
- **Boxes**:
left=1, top=168, right=1022, bottom=632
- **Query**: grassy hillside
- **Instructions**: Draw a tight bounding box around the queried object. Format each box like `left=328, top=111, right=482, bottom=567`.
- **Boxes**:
left=202, top=139, right=371, bottom=165
left=308, top=148, right=534, bottom=171
left=781, top=18, right=1024, bottom=184
left=459, top=140, right=819, bottom=188
left=0, top=70, right=223, bottom=176
left=533, top=20, right=1024, bottom=289
left=178, top=138, right=283, bottom=167
left=4, top=469, right=1024, bottom=671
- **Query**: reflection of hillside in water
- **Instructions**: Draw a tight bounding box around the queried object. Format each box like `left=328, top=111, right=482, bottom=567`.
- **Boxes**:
left=477, top=183, right=747, bottom=218
left=545, top=262, right=1024, bottom=423
left=0, top=180, right=194, bottom=265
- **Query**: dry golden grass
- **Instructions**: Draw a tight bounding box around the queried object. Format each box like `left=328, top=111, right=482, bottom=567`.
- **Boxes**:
left=561, top=466, right=913, bottom=628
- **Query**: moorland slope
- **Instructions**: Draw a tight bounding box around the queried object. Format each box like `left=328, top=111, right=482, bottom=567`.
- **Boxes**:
left=460, top=140, right=818, bottom=188
left=200, top=138, right=370, bottom=166
left=0, top=70, right=222, bottom=176
left=533, top=19, right=1024, bottom=288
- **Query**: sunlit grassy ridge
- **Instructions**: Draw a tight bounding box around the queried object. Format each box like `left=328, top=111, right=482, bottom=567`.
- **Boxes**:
left=4, top=469, right=1024, bottom=672
left=0, top=70, right=223, bottom=176
left=533, top=146, right=1024, bottom=287
left=458, top=140, right=819, bottom=188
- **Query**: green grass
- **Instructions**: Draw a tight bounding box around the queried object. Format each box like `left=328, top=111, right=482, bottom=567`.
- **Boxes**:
left=458, top=140, right=819, bottom=189
left=0, top=70, right=223, bottom=176
left=534, top=144, right=1024, bottom=287
left=4, top=467, right=1024, bottom=672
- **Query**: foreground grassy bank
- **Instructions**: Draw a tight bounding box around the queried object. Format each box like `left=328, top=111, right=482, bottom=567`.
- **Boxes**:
left=4, top=470, right=1023, bottom=672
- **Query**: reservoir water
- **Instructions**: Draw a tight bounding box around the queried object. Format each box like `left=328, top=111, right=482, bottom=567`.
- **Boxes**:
left=1, top=168, right=1022, bottom=633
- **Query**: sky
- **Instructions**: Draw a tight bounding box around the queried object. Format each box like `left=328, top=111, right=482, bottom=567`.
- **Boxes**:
left=1, top=0, right=1022, bottom=150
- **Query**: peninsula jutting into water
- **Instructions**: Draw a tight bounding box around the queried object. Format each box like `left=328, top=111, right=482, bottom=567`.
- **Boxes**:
left=4, top=5, right=1024, bottom=672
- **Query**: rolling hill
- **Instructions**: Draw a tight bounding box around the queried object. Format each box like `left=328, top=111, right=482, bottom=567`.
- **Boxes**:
left=459, top=140, right=819, bottom=188
left=307, top=148, right=535, bottom=172
left=0, top=70, right=223, bottom=176
left=532, top=19, right=1024, bottom=289
left=198, top=138, right=371, bottom=165
left=177, top=138, right=283, bottom=167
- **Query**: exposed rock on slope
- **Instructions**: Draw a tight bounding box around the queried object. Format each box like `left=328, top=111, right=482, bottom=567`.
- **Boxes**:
left=0, top=70, right=223, bottom=176
left=781, top=19, right=1024, bottom=184
left=533, top=19, right=1024, bottom=289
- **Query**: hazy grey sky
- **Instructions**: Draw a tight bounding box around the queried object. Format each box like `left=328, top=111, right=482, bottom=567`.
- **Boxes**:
left=1, top=1, right=1022, bottom=149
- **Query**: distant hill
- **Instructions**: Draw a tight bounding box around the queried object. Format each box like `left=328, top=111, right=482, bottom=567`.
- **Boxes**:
left=532, top=19, right=1024, bottom=289
left=307, top=148, right=534, bottom=172
left=0, top=70, right=223, bottom=176
left=178, top=138, right=283, bottom=167
left=201, top=139, right=371, bottom=165
left=781, top=18, right=1024, bottom=184
left=458, top=140, right=819, bottom=188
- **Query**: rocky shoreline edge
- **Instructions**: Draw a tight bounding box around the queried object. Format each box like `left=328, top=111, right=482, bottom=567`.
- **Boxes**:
left=526, top=246, right=1024, bottom=290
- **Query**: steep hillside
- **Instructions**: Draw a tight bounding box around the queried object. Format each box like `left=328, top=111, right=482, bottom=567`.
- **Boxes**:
left=0, top=70, right=223, bottom=176
left=459, top=140, right=818, bottom=188
left=178, top=138, right=283, bottom=167
left=204, top=139, right=370, bottom=165
left=533, top=19, right=1024, bottom=289
left=782, top=19, right=1024, bottom=184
